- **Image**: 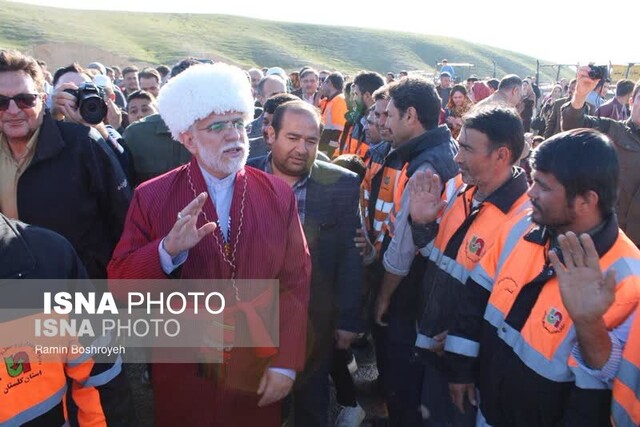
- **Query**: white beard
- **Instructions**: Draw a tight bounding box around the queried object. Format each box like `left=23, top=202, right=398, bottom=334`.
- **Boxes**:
left=197, top=139, right=249, bottom=177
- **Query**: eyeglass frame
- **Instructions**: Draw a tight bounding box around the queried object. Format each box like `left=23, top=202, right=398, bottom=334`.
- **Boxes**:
left=0, top=93, right=41, bottom=111
left=198, top=117, right=252, bottom=134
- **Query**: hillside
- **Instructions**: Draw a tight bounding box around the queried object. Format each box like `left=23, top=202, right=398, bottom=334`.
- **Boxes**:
left=1, top=1, right=569, bottom=83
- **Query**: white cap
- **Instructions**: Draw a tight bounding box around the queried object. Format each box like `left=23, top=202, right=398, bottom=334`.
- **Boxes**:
left=157, top=63, right=254, bottom=141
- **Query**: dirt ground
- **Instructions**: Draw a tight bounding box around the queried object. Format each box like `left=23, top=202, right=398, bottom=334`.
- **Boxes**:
left=124, top=339, right=388, bottom=427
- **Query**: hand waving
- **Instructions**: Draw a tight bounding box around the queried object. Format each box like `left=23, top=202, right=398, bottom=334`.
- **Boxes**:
left=548, top=232, right=616, bottom=324
left=163, top=192, right=217, bottom=258
left=409, top=170, right=446, bottom=225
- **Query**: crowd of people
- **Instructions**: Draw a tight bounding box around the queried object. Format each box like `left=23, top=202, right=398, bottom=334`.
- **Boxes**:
left=1, top=47, right=640, bottom=427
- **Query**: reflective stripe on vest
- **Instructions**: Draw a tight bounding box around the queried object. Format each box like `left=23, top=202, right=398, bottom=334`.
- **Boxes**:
left=612, top=398, right=638, bottom=427
left=485, top=224, right=640, bottom=384
left=443, top=335, right=481, bottom=357
left=427, top=244, right=471, bottom=284
left=1, top=384, right=66, bottom=426
left=380, top=165, right=408, bottom=238
left=612, top=308, right=640, bottom=427
left=484, top=302, right=576, bottom=382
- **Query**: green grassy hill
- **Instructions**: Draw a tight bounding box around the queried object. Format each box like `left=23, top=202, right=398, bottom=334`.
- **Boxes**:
left=0, top=1, right=570, bottom=83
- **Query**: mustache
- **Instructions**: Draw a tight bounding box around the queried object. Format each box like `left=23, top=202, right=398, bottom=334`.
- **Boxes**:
left=530, top=199, right=542, bottom=211
left=221, top=142, right=245, bottom=152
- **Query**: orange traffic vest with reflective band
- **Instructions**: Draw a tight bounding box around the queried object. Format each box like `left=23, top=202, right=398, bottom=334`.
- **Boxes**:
left=474, top=215, right=640, bottom=383
left=335, top=136, right=368, bottom=159
left=361, top=159, right=386, bottom=249
left=416, top=173, right=530, bottom=347
left=612, top=307, right=640, bottom=426
left=0, top=331, right=119, bottom=425
left=320, top=93, right=348, bottom=132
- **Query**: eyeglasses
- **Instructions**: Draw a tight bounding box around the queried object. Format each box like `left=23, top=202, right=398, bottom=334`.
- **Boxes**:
left=0, top=93, right=40, bottom=111
left=201, top=118, right=251, bottom=134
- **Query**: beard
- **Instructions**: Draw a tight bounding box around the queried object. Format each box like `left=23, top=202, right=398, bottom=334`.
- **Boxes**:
left=197, top=139, right=249, bottom=177
left=530, top=199, right=576, bottom=230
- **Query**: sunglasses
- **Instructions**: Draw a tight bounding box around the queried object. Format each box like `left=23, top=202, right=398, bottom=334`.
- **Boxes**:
left=0, top=93, right=40, bottom=111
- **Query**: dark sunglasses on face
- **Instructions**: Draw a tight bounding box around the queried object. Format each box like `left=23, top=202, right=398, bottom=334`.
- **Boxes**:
left=0, top=93, right=40, bottom=111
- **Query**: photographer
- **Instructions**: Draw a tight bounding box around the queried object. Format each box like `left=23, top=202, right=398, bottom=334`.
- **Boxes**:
left=0, top=49, right=131, bottom=280
left=51, top=65, right=131, bottom=173
left=562, top=65, right=640, bottom=246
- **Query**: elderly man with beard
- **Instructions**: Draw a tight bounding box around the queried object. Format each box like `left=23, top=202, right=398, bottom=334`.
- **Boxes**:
left=108, top=63, right=311, bottom=427
left=445, top=129, right=640, bottom=426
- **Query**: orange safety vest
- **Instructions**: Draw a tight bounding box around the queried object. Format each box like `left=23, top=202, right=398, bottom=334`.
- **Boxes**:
left=320, top=93, right=348, bottom=132
left=0, top=315, right=122, bottom=425
left=361, top=162, right=385, bottom=244
left=445, top=213, right=640, bottom=426
left=612, top=306, right=640, bottom=426
left=462, top=214, right=640, bottom=382
left=416, top=170, right=530, bottom=347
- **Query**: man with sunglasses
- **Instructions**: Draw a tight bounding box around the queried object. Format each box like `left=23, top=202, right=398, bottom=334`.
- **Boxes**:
left=108, top=62, right=311, bottom=427
left=0, top=49, right=131, bottom=280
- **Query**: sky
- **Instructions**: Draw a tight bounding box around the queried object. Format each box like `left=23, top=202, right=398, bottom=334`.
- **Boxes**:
left=9, top=0, right=638, bottom=65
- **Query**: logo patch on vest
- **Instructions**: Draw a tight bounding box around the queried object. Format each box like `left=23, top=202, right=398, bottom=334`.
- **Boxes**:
left=4, top=352, right=31, bottom=378
left=468, top=235, right=485, bottom=256
left=543, top=307, right=565, bottom=333
left=497, top=277, right=518, bottom=294
left=383, top=176, right=391, bottom=186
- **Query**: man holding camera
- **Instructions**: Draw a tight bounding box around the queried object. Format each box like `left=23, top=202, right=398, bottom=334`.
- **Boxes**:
left=0, top=49, right=131, bottom=279
left=562, top=66, right=640, bottom=246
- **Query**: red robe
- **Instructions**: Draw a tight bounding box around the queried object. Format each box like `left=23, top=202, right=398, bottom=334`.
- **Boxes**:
left=108, top=158, right=311, bottom=426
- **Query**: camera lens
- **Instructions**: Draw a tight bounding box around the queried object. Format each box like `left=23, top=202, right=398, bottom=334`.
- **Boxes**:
left=79, top=95, right=107, bottom=125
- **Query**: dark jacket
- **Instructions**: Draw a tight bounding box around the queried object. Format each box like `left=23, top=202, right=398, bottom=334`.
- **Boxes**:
left=544, top=97, right=593, bottom=139
left=371, top=125, right=459, bottom=317
left=0, top=214, right=135, bottom=426
left=16, top=112, right=131, bottom=279
left=122, top=113, right=191, bottom=186
left=562, top=104, right=640, bottom=244
left=247, top=158, right=363, bottom=354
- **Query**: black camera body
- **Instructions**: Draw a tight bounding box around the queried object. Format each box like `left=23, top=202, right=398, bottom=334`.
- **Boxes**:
left=64, top=82, right=107, bottom=125
left=588, top=64, right=608, bottom=81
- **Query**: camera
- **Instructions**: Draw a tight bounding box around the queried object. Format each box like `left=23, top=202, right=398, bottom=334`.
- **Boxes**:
left=64, top=82, right=107, bottom=125
left=588, top=64, right=608, bottom=81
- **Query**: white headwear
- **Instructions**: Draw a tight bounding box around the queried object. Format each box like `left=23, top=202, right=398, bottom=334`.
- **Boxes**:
left=157, top=63, right=254, bottom=140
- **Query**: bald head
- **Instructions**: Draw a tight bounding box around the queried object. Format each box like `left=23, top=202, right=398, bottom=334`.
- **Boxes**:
left=248, top=68, right=264, bottom=90
left=257, top=75, right=287, bottom=105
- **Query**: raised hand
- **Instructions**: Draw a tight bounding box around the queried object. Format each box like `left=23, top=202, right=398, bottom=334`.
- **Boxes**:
left=162, top=192, right=217, bottom=257
left=409, top=169, right=446, bottom=225
left=548, top=232, right=616, bottom=324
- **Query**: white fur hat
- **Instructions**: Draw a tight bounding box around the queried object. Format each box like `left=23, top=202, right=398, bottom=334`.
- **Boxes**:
left=157, top=63, right=254, bottom=140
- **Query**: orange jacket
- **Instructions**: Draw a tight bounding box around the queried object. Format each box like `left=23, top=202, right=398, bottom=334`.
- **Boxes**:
left=612, top=305, right=640, bottom=426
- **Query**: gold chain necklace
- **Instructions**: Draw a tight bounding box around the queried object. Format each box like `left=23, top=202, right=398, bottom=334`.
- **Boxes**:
left=186, top=163, right=247, bottom=301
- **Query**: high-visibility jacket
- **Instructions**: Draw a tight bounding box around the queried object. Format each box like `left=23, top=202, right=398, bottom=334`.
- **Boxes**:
left=361, top=141, right=392, bottom=254
left=415, top=168, right=530, bottom=349
left=612, top=306, right=640, bottom=426
left=320, top=93, right=348, bottom=132
left=334, top=115, right=368, bottom=159
left=445, top=213, right=640, bottom=426
left=319, top=94, right=349, bottom=157
left=0, top=216, right=133, bottom=426
left=365, top=126, right=459, bottom=260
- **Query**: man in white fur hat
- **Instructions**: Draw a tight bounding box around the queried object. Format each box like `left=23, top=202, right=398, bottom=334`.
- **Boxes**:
left=108, top=63, right=311, bottom=427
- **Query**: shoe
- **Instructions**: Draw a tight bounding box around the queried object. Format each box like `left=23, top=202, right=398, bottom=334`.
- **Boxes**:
left=335, top=404, right=366, bottom=427
left=347, top=353, right=358, bottom=375
left=141, top=366, right=150, bottom=386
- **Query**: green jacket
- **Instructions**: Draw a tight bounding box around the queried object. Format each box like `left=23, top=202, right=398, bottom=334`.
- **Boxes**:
left=123, top=114, right=191, bottom=186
